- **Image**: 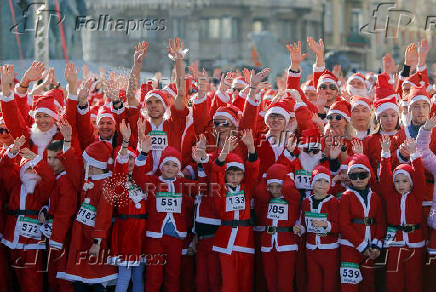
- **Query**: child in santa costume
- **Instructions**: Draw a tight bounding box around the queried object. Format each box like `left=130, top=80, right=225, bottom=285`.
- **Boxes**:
left=109, top=120, right=147, bottom=292
left=0, top=135, right=55, bottom=292
left=339, top=154, right=385, bottom=292
left=254, top=163, right=300, bottom=292
left=379, top=135, right=425, bottom=292
left=210, top=130, right=259, bottom=292
left=298, top=165, right=340, bottom=292
left=132, top=141, right=197, bottom=292
left=61, top=140, right=118, bottom=290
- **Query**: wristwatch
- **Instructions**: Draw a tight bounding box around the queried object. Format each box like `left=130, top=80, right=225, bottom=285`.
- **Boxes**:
left=93, top=238, right=102, bottom=245
left=341, top=145, right=347, bottom=152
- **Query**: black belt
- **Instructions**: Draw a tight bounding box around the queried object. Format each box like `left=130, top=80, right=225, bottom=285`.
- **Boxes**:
left=8, top=210, right=39, bottom=216
left=351, top=217, right=376, bottom=226
left=389, top=224, right=420, bottom=233
left=221, top=220, right=252, bottom=228
left=426, top=179, right=434, bottom=184
left=265, top=226, right=293, bottom=234
left=115, top=214, right=148, bottom=220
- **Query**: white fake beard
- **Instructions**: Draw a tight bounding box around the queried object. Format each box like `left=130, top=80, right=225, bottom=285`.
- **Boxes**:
left=21, top=173, right=41, bottom=194
left=30, top=124, right=58, bottom=154
left=299, top=151, right=323, bottom=173
left=346, top=84, right=368, bottom=98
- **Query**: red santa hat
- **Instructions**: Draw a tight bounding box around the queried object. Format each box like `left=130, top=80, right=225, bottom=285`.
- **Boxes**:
left=140, top=81, right=153, bottom=104
left=232, top=76, right=247, bottom=88
left=317, top=71, right=338, bottom=89
left=298, top=128, right=322, bottom=149
left=375, top=73, right=397, bottom=101
left=351, top=96, right=372, bottom=111
left=31, top=96, right=59, bottom=120
left=45, top=88, right=65, bottom=109
left=346, top=153, right=372, bottom=174
left=96, top=106, right=115, bottom=125
left=392, top=164, right=413, bottom=187
left=347, top=72, right=366, bottom=85
left=311, top=165, right=331, bottom=186
left=159, top=146, right=182, bottom=171
left=114, top=145, right=138, bottom=160
left=374, top=96, right=399, bottom=118
left=83, top=140, right=114, bottom=170
left=90, top=92, right=104, bottom=106
left=403, top=72, right=425, bottom=88
left=264, top=100, right=292, bottom=125
left=163, top=83, right=177, bottom=99
left=213, top=105, right=241, bottom=127
left=225, top=153, right=245, bottom=172
left=118, top=89, right=126, bottom=102
left=302, top=80, right=315, bottom=92
left=408, top=86, right=431, bottom=108
left=266, top=163, right=288, bottom=185
left=327, top=100, right=351, bottom=122
left=90, top=105, right=99, bottom=120
left=263, top=89, right=276, bottom=100
left=145, top=89, right=169, bottom=110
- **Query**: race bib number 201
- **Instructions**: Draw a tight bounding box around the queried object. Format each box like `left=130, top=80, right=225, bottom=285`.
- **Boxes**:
left=148, top=131, right=168, bottom=151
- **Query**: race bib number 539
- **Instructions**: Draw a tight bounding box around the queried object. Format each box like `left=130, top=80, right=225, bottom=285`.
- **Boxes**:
left=340, top=262, right=363, bottom=284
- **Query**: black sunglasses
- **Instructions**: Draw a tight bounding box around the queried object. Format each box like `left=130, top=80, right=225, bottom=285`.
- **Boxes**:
left=303, top=148, right=321, bottom=154
left=231, top=87, right=241, bottom=92
left=319, top=83, right=338, bottom=90
left=327, top=115, right=343, bottom=121
left=348, top=172, right=370, bottom=180
left=213, top=120, right=231, bottom=128
left=0, top=128, right=9, bottom=135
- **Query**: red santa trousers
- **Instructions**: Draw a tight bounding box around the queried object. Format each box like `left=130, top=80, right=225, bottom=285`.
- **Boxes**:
left=195, top=236, right=221, bottom=292
left=262, top=248, right=296, bottom=292
left=306, top=248, right=339, bottom=292
left=9, top=248, right=43, bottom=292
left=180, top=254, right=195, bottom=292
left=340, top=245, right=376, bottom=292
left=47, top=247, right=74, bottom=292
left=219, top=251, right=254, bottom=292
left=296, top=235, right=307, bottom=292
left=386, top=246, right=423, bottom=292
left=145, top=235, right=183, bottom=292
left=254, top=231, right=268, bottom=292
left=0, top=244, right=12, bottom=291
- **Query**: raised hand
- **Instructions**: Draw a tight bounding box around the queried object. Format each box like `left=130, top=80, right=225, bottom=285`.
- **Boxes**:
left=250, top=68, right=271, bottom=88
left=1, top=64, right=15, bottom=96
left=19, top=148, right=37, bottom=160
left=307, top=37, right=324, bottom=58
left=383, top=53, right=398, bottom=74
left=329, top=143, right=342, bottom=160
left=286, top=41, right=308, bottom=70
left=399, top=141, right=410, bottom=160
left=119, top=119, right=131, bottom=141
left=77, top=78, right=93, bottom=106
left=220, top=136, right=239, bottom=157
left=10, top=135, right=26, bottom=155
left=404, top=43, right=418, bottom=68
left=168, top=37, right=188, bottom=60
left=192, top=146, right=206, bottom=163
left=418, top=38, right=431, bottom=67
left=286, top=134, right=297, bottom=153
left=139, top=135, right=153, bottom=153
left=65, top=63, right=78, bottom=94
left=219, top=72, right=235, bottom=93
left=188, top=62, right=200, bottom=82
left=137, top=117, right=146, bottom=141
left=197, top=69, right=209, bottom=95
left=57, top=118, right=72, bottom=141
left=240, top=129, right=255, bottom=153
left=134, top=41, right=149, bottom=67
left=196, top=134, right=207, bottom=151
left=22, top=61, right=45, bottom=84
left=424, top=115, right=436, bottom=130
left=351, top=139, right=363, bottom=154
left=406, top=138, right=417, bottom=155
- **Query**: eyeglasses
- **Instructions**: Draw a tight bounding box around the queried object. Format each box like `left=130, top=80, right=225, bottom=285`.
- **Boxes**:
left=213, top=120, right=231, bottom=128
left=0, top=128, right=9, bottom=135
left=327, top=115, right=343, bottom=121
left=319, top=83, right=338, bottom=90
left=303, top=148, right=321, bottom=154
left=348, top=172, right=370, bottom=181
left=231, top=87, right=241, bottom=93
left=268, top=114, right=285, bottom=120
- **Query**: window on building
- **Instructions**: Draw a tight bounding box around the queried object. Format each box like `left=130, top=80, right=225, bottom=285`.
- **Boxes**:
left=232, top=18, right=240, bottom=40
left=324, top=2, right=332, bottom=33
left=172, top=18, right=185, bottom=38
left=222, top=17, right=232, bottom=39
left=209, top=18, right=221, bottom=39
left=351, top=9, right=362, bottom=33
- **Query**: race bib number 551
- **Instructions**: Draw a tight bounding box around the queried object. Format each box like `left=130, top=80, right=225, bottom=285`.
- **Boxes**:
left=156, top=192, right=182, bottom=213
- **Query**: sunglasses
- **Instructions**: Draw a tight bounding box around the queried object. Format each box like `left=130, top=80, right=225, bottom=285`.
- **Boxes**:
left=303, top=148, right=321, bottom=154
left=213, top=120, right=231, bottom=128
left=231, top=87, right=241, bottom=92
left=348, top=172, right=369, bottom=181
left=319, top=83, right=338, bottom=90
left=327, top=114, right=343, bottom=121
left=0, top=128, right=9, bottom=135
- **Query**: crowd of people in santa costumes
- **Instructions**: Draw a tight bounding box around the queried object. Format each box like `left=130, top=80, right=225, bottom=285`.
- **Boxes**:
left=2, top=33, right=436, bottom=292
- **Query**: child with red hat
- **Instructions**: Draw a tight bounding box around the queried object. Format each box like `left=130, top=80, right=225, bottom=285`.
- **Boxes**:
left=297, top=165, right=340, bottom=292
left=379, top=135, right=425, bottom=292
left=254, top=163, right=300, bottom=292
left=210, top=130, right=259, bottom=292
left=339, top=154, right=385, bottom=292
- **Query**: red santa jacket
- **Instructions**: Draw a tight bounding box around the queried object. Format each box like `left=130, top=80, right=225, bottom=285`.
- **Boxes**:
left=132, top=156, right=195, bottom=239
left=109, top=153, right=147, bottom=266
left=1, top=152, right=55, bottom=249
left=211, top=158, right=259, bottom=255
left=301, top=194, right=339, bottom=250
left=378, top=153, right=426, bottom=248
left=339, top=188, right=386, bottom=253
left=255, top=178, right=300, bottom=252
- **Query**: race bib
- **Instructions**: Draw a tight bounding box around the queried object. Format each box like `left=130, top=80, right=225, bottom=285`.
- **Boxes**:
left=18, top=216, right=42, bottom=239
left=295, top=169, right=312, bottom=189
left=148, top=130, right=168, bottom=151
left=40, top=219, right=53, bottom=238
left=225, top=191, right=246, bottom=212
left=76, top=202, right=97, bottom=227
left=267, top=198, right=288, bottom=221
left=305, top=212, right=328, bottom=234
left=127, top=181, right=146, bottom=204
left=340, top=262, right=363, bottom=284
left=156, top=192, right=182, bottom=213
left=384, top=226, right=402, bottom=247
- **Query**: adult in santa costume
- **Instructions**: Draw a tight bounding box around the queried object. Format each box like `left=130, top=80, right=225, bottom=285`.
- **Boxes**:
left=379, top=135, right=425, bottom=292
left=350, top=96, right=373, bottom=140
left=346, top=72, right=370, bottom=98
left=339, top=154, right=385, bottom=292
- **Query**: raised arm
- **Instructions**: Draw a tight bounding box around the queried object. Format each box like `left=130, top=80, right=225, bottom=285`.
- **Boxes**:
left=127, top=41, right=149, bottom=108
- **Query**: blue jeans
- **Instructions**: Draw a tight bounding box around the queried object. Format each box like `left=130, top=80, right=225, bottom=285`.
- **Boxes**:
left=115, top=264, right=145, bottom=292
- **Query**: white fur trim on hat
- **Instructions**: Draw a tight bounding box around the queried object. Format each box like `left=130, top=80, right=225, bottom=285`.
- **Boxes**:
left=146, top=92, right=167, bottom=109
left=347, top=163, right=370, bottom=174
left=409, top=95, right=431, bottom=107
left=312, top=173, right=330, bottom=183
left=352, top=100, right=370, bottom=111
left=393, top=169, right=413, bottom=186
left=327, top=109, right=350, bottom=122
left=317, top=78, right=337, bottom=87
left=347, top=75, right=365, bottom=84
left=232, top=79, right=247, bottom=87
left=303, top=85, right=315, bottom=91
left=293, top=102, right=307, bottom=111
left=226, top=162, right=244, bottom=171
left=96, top=113, right=115, bottom=125
left=160, top=157, right=181, bottom=169
left=375, top=102, right=399, bottom=118
left=264, top=106, right=291, bottom=125
left=82, top=151, right=108, bottom=169
left=267, top=179, right=283, bottom=185
left=33, top=108, right=59, bottom=120
left=213, top=111, right=238, bottom=127
left=163, top=86, right=176, bottom=98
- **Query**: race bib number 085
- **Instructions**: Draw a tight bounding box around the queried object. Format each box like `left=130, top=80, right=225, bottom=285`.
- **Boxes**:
left=148, top=131, right=168, bottom=151
left=226, top=191, right=246, bottom=212
left=267, top=198, right=288, bottom=220
left=156, top=192, right=182, bottom=213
